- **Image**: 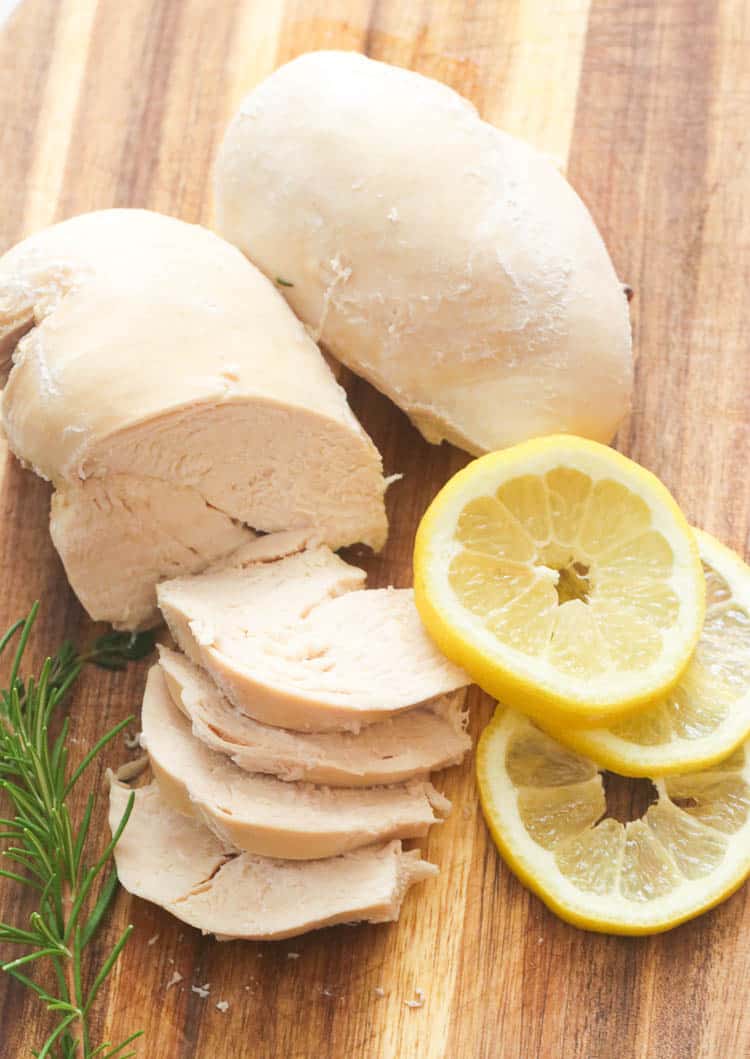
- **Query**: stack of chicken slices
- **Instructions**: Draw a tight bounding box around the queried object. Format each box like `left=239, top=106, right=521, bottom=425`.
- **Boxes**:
left=113, top=531, right=471, bottom=940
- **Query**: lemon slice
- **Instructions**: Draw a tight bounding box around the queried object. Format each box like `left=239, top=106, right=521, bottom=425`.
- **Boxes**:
left=553, top=529, right=750, bottom=775
left=414, top=435, right=705, bottom=726
left=477, top=705, right=750, bottom=933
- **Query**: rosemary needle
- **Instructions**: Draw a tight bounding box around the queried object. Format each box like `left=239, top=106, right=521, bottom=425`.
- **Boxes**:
left=0, top=603, right=155, bottom=1058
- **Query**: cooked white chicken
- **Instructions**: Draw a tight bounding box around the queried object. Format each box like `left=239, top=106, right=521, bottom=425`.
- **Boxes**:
left=0, top=209, right=387, bottom=629
left=110, top=780, right=436, bottom=940
left=158, top=538, right=470, bottom=732
left=216, top=51, right=632, bottom=457
left=159, top=646, right=470, bottom=787
left=142, top=665, right=450, bottom=859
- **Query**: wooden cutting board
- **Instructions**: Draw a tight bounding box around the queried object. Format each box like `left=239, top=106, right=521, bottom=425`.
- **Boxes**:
left=1, top=1, right=749, bottom=1056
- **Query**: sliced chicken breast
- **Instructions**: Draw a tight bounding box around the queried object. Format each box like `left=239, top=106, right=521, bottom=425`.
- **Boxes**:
left=142, top=665, right=450, bottom=859
left=110, top=780, right=436, bottom=940
left=159, top=646, right=470, bottom=786
left=0, top=209, right=387, bottom=629
left=158, top=542, right=470, bottom=732
left=159, top=535, right=366, bottom=643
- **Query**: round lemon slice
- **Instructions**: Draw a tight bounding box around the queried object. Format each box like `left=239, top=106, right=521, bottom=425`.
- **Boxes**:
left=553, top=529, right=750, bottom=775
left=477, top=705, right=750, bottom=934
left=414, top=435, right=705, bottom=726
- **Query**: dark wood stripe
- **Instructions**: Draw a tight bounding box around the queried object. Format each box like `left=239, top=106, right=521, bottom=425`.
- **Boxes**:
left=568, top=0, right=722, bottom=523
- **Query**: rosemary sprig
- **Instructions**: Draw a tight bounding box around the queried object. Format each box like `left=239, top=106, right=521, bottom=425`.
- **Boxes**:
left=0, top=604, right=155, bottom=1058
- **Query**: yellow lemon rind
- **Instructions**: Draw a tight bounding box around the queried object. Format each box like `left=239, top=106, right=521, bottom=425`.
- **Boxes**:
left=477, top=705, right=750, bottom=935
left=415, top=435, right=705, bottom=727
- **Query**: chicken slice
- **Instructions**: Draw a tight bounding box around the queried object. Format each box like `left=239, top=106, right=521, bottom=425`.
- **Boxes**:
left=158, top=541, right=470, bottom=732
left=110, top=780, right=436, bottom=940
left=142, top=665, right=450, bottom=860
left=159, top=646, right=470, bottom=786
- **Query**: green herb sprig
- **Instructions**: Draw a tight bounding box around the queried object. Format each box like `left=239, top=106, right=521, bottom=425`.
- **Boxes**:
left=0, top=604, right=154, bottom=1058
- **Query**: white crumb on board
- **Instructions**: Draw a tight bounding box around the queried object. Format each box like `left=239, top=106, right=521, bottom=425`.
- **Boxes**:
left=191, top=983, right=210, bottom=999
left=405, top=988, right=426, bottom=1009
left=0, top=0, right=22, bottom=28
left=286, top=952, right=300, bottom=959
left=216, top=1000, right=229, bottom=1013
left=147, top=934, right=159, bottom=946
left=166, top=971, right=183, bottom=991
left=373, top=987, right=385, bottom=998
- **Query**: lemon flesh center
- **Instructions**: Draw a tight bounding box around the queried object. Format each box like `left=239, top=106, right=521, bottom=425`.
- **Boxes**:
left=449, top=470, right=680, bottom=677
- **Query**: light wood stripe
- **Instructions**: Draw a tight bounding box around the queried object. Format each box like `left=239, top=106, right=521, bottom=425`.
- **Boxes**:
left=489, top=0, right=591, bottom=164
left=20, top=0, right=99, bottom=234
left=223, top=0, right=287, bottom=115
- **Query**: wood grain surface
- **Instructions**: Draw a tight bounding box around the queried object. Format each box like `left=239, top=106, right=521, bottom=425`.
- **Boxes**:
left=1, top=1, right=749, bottom=1056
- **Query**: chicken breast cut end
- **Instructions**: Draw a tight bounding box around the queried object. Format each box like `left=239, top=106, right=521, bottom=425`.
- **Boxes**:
left=0, top=209, right=388, bottom=630
left=50, top=475, right=256, bottom=631
left=110, top=780, right=437, bottom=941
left=159, top=646, right=470, bottom=787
